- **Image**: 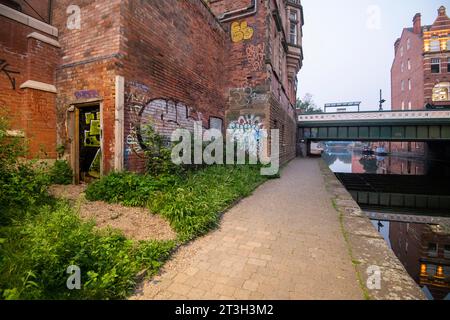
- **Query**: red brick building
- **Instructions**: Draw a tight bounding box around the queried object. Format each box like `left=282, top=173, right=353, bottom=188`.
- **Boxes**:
left=0, top=0, right=304, bottom=182
left=0, top=0, right=58, bottom=158
left=390, top=6, right=450, bottom=156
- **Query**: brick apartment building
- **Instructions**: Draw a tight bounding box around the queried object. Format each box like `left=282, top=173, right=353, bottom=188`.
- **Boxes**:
left=0, top=0, right=304, bottom=182
left=390, top=6, right=450, bottom=155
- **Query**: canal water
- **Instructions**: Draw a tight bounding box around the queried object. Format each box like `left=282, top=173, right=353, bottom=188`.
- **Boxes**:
left=322, top=142, right=450, bottom=300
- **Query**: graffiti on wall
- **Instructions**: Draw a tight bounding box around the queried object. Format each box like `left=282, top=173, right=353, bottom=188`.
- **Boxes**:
left=229, top=86, right=269, bottom=109
left=84, top=112, right=101, bottom=147
left=228, top=114, right=266, bottom=153
left=75, top=90, right=100, bottom=100
left=0, top=59, right=20, bottom=90
left=246, top=43, right=265, bottom=72
left=231, top=21, right=254, bottom=43
left=124, top=81, right=213, bottom=161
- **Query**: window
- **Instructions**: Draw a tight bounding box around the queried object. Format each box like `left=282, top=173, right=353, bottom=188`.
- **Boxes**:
left=408, top=101, right=412, bottom=110
left=431, top=58, right=440, bottom=73
left=428, top=243, right=438, bottom=257
left=408, top=59, right=411, bottom=70
left=445, top=245, right=450, bottom=259
left=432, top=82, right=450, bottom=102
left=400, top=46, right=404, bottom=57
left=290, top=10, right=298, bottom=22
left=425, top=264, right=437, bottom=276
left=408, top=79, right=411, bottom=90
left=430, top=40, right=440, bottom=52
left=401, top=80, right=405, bottom=91
left=401, top=62, right=404, bottom=73
left=401, top=101, right=405, bottom=110
left=444, top=266, right=450, bottom=278
left=407, top=38, right=411, bottom=50
left=289, top=22, right=298, bottom=45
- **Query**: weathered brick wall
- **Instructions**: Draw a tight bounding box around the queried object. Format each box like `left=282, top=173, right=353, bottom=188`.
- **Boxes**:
left=120, top=0, right=228, bottom=172
left=211, top=0, right=299, bottom=165
left=52, top=0, right=122, bottom=173
left=0, top=11, right=59, bottom=158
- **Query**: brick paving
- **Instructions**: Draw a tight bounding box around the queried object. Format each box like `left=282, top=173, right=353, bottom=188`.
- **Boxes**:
left=131, top=158, right=363, bottom=300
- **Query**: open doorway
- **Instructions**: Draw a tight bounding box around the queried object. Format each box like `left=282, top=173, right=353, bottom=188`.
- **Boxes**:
left=75, top=104, right=102, bottom=183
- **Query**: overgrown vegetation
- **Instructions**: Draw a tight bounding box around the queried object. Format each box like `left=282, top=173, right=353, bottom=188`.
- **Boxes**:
left=86, top=165, right=267, bottom=241
left=0, top=118, right=175, bottom=299
left=0, top=117, right=272, bottom=299
left=0, top=202, right=174, bottom=300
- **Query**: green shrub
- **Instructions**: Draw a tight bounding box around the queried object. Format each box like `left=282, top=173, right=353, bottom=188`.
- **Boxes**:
left=0, top=202, right=175, bottom=300
left=87, top=165, right=268, bottom=242
left=85, top=172, right=179, bottom=207
left=48, top=160, right=73, bottom=185
left=0, top=118, right=52, bottom=226
left=149, top=165, right=267, bottom=241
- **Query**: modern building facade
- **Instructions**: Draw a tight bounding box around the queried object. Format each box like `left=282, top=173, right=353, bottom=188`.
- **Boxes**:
left=0, top=0, right=304, bottom=182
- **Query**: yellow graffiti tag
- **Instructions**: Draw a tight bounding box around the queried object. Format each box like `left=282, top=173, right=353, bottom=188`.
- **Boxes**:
left=231, top=21, right=254, bottom=43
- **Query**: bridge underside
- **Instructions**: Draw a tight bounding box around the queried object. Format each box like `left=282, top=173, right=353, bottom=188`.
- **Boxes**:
left=336, top=173, right=450, bottom=212
left=298, top=122, right=450, bottom=141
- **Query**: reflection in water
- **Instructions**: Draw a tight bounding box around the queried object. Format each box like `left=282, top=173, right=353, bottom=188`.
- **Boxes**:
left=323, top=143, right=450, bottom=300
left=371, top=220, right=450, bottom=300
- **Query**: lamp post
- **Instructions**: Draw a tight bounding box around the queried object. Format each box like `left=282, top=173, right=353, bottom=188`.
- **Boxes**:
left=379, top=89, right=386, bottom=111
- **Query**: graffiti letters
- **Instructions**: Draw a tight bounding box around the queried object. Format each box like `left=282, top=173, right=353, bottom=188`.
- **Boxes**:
left=231, top=21, right=254, bottom=43
left=0, top=59, right=20, bottom=90
left=228, top=114, right=266, bottom=154
left=246, top=43, right=265, bottom=72
left=75, top=90, right=99, bottom=100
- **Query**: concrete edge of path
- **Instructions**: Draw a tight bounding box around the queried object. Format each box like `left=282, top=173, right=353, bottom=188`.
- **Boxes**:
left=317, top=159, right=426, bottom=300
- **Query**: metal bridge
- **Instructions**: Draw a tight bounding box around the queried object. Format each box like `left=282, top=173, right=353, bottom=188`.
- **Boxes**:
left=298, top=109, right=450, bottom=141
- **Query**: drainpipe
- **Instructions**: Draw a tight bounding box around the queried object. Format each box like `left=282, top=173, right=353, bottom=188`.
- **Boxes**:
left=220, top=0, right=258, bottom=22
left=48, top=0, right=52, bottom=25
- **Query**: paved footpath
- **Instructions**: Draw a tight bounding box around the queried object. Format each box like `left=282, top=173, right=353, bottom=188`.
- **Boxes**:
left=132, top=158, right=364, bottom=300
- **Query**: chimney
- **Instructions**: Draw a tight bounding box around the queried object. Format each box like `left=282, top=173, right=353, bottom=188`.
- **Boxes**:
left=394, top=38, right=401, bottom=54
left=413, top=13, right=421, bottom=34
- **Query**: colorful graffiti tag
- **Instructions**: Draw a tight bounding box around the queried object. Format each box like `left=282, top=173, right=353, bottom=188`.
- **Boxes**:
left=231, top=21, right=254, bottom=43
left=228, top=114, right=266, bottom=153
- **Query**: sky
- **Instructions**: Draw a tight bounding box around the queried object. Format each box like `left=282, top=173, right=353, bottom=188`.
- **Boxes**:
left=297, top=0, right=446, bottom=111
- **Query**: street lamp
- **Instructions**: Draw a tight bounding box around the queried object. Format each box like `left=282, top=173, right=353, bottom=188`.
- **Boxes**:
left=379, top=89, right=386, bottom=111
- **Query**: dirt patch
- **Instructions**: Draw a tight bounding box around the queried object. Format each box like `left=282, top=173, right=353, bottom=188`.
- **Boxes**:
left=49, top=184, right=176, bottom=242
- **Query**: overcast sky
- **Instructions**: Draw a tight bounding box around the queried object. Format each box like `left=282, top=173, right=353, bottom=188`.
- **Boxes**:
left=297, top=0, right=446, bottom=111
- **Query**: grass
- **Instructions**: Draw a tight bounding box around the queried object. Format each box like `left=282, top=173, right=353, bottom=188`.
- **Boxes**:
left=0, top=201, right=175, bottom=300
left=86, top=165, right=268, bottom=242
left=1, top=163, right=268, bottom=300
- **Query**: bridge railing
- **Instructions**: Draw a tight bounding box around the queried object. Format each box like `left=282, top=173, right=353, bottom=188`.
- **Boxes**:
left=298, top=110, right=450, bottom=122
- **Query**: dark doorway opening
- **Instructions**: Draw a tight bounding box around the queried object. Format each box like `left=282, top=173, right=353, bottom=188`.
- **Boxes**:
left=77, top=105, right=101, bottom=182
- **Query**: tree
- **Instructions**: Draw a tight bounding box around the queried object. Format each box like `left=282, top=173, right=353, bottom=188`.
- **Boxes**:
left=296, top=94, right=323, bottom=114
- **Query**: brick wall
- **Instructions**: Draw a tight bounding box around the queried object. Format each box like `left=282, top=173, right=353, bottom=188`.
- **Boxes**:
left=0, top=8, right=59, bottom=158
left=120, top=0, right=228, bottom=171
left=210, top=0, right=301, bottom=165
left=391, top=29, right=424, bottom=110
left=52, top=0, right=122, bottom=173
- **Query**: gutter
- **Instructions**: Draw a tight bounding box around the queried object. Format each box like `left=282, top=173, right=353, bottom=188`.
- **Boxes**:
left=219, top=0, right=258, bottom=22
